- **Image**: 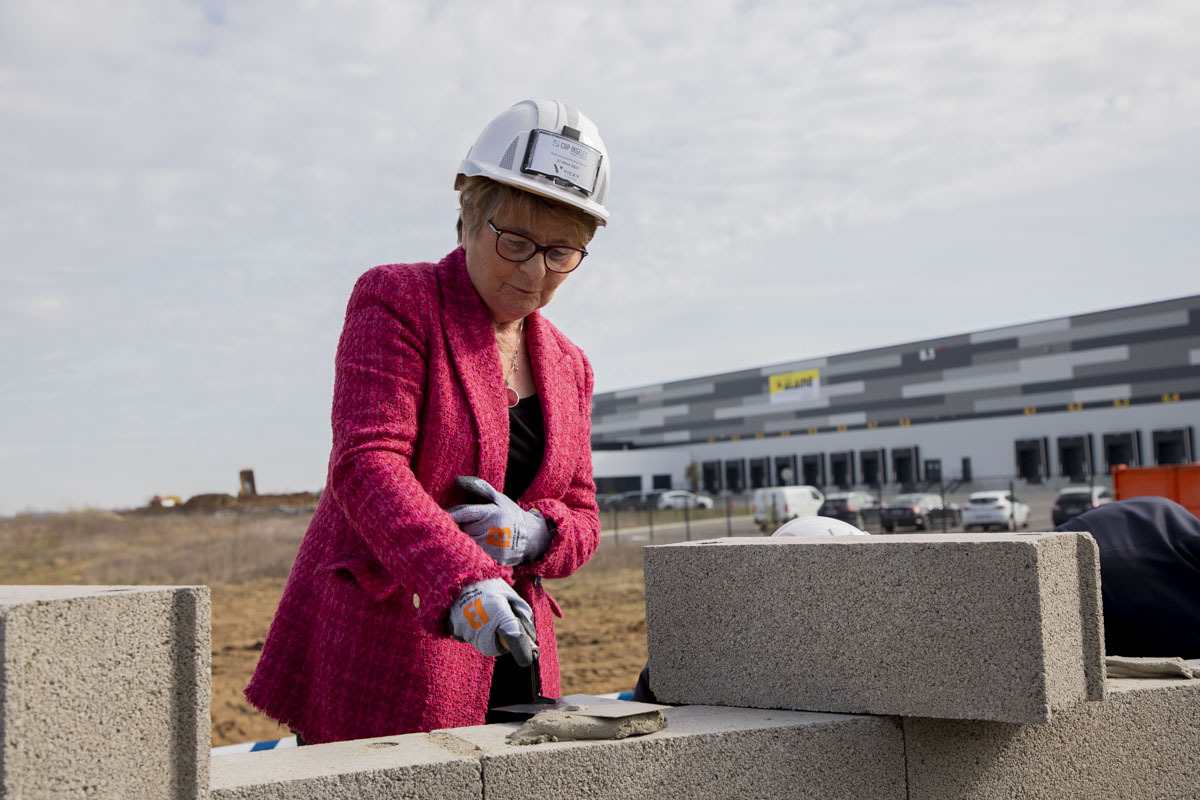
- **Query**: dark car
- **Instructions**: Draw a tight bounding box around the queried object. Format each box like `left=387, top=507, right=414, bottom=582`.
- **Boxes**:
left=1051, top=486, right=1114, bottom=526
left=596, top=493, right=625, bottom=510
left=819, top=490, right=881, bottom=530
left=615, top=490, right=666, bottom=511
left=881, top=493, right=945, bottom=532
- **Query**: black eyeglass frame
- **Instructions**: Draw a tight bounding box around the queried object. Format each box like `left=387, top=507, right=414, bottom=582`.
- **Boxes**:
left=487, top=220, right=588, bottom=274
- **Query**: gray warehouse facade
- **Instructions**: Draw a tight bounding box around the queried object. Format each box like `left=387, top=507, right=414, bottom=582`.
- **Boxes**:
left=591, top=294, right=1200, bottom=496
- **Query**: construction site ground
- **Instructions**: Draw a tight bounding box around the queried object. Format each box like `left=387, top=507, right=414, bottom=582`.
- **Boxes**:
left=0, top=487, right=1067, bottom=747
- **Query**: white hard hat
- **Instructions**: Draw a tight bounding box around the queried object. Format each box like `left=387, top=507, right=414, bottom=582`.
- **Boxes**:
left=455, top=100, right=610, bottom=225
left=772, top=517, right=870, bottom=537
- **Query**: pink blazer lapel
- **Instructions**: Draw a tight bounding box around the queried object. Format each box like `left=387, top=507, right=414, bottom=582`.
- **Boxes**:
left=436, top=248, right=510, bottom=489
left=525, top=310, right=571, bottom=500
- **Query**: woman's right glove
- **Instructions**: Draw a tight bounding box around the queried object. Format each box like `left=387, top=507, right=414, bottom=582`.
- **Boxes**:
left=448, top=476, right=554, bottom=567
left=448, top=578, right=537, bottom=666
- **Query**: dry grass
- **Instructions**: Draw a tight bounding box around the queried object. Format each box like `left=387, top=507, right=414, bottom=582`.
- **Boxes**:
left=0, top=509, right=308, bottom=586
left=0, top=507, right=649, bottom=746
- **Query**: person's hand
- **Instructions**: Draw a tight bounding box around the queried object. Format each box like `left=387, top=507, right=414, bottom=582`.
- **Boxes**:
left=448, top=476, right=554, bottom=567
left=448, top=578, right=537, bottom=666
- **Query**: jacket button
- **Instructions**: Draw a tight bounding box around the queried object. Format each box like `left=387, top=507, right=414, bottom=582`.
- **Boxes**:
left=533, top=577, right=542, bottom=587
left=412, top=593, right=420, bottom=609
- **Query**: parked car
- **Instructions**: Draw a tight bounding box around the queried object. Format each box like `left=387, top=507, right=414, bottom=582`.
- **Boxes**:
left=1051, top=485, right=1114, bottom=526
left=881, top=493, right=945, bottom=532
left=656, top=490, right=715, bottom=510
left=819, top=490, right=881, bottom=530
left=752, top=485, right=825, bottom=532
left=962, top=490, right=1031, bottom=531
left=613, top=490, right=666, bottom=510
left=596, top=493, right=624, bottom=510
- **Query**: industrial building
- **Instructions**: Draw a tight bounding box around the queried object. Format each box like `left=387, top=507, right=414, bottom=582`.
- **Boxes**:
left=591, top=294, right=1199, bottom=496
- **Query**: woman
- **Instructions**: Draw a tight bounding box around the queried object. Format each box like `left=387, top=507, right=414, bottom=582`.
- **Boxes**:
left=245, top=100, right=609, bottom=743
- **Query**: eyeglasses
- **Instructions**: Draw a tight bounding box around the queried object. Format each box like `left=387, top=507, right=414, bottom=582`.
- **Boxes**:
left=487, top=220, right=588, bottom=273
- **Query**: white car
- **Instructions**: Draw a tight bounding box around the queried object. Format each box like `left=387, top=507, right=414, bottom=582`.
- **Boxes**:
left=753, top=485, right=825, bottom=532
left=656, top=490, right=715, bottom=510
left=962, top=490, right=1031, bottom=531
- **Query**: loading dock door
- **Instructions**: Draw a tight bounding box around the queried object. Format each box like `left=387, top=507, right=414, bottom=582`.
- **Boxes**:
left=596, top=476, right=641, bottom=494
left=892, top=446, right=920, bottom=487
left=774, top=454, right=798, bottom=486
left=1014, top=437, right=1049, bottom=483
left=1153, top=427, right=1194, bottom=465
left=860, top=448, right=886, bottom=488
left=1057, top=435, right=1094, bottom=482
left=830, top=451, right=855, bottom=489
left=724, top=459, right=747, bottom=493
left=748, top=457, right=769, bottom=489
left=801, top=453, right=826, bottom=487
left=1102, top=431, right=1141, bottom=473
left=702, top=460, right=721, bottom=494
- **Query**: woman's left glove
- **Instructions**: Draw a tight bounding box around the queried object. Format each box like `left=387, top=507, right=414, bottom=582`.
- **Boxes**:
left=448, top=476, right=554, bottom=567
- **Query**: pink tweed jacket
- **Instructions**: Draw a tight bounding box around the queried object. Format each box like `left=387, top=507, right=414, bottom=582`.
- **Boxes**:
left=244, top=247, right=600, bottom=743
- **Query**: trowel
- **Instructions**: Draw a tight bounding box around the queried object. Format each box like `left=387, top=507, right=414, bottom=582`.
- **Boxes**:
left=489, top=616, right=559, bottom=722
left=491, top=620, right=667, bottom=723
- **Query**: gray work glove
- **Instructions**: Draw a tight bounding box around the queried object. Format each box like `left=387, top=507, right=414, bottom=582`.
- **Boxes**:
left=449, top=578, right=537, bottom=666
left=448, top=476, right=554, bottom=567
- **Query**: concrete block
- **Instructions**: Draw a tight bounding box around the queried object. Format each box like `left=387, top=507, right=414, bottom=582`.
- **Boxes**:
left=904, top=673, right=1200, bottom=799
left=0, top=585, right=210, bottom=799
left=209, top=733, right=481, bottom=800
left=441, top=705, right=906, bottom=800
left=644, top=533, right=1105, bottom=723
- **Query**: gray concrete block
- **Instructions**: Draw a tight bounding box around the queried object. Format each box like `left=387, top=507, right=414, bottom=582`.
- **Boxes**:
left=904, top=676, right=1200, bottom=799
left=441, top=705, right=906, bottom=800
left=644, top=533, right=1105, bottom=723
left=209, top=733, right=481, bottom=800
left=0, top=585, right=210, bottom=799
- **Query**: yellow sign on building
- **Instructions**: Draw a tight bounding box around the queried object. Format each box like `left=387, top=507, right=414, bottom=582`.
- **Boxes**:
left=768, top=368, right=821, bottom=403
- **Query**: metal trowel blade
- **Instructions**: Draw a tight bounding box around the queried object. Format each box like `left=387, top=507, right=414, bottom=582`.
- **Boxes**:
left=490, top=693, right=668, bottom=721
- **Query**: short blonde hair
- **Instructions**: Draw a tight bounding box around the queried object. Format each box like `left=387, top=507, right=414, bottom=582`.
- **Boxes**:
left=457, top=175, right=598, bottom=247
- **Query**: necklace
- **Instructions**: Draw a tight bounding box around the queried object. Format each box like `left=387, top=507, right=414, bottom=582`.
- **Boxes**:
left=504, top=320, right=524, bottom=408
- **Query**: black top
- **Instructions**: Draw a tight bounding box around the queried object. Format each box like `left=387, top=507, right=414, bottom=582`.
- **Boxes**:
left=488, top=393, right=547, bottom=716
left=503, top=393, right=545, bottom=501
left=1055, top=496, right=1200, bottom=659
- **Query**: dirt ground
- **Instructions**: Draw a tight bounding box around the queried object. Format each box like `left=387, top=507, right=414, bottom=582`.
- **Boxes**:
left=209, top=544, right=648, bottom=746
left=0, top=506, right=653, bottom=747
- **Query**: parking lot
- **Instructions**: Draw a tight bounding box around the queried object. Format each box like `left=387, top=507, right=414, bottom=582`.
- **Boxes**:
left=598, top=484, right=1087, bottom=548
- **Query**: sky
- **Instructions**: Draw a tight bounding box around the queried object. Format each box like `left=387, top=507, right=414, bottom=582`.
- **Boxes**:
left=2, top=0, right=1199, bottom=515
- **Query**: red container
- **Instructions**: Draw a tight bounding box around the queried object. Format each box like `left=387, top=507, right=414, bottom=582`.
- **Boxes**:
left=1113, top=463, right=1200, bottom=519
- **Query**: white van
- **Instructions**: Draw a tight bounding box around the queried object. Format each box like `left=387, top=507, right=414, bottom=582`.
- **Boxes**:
left=752, top=485, right=825, bottom=532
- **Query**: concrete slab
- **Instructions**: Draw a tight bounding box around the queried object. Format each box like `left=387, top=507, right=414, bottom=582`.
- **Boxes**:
left=904, top=675, right=1200, bottom=799
left=0, top=585, right=210, bottom=799
left=644, top=533, right=1105, bottom=723
left=440, top=705, right=906, bottom=800
left=209, top=733, right=481, bottom=800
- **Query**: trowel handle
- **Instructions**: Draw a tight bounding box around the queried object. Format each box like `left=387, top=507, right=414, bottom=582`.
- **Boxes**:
left=496, top=627, right=538, bottom=668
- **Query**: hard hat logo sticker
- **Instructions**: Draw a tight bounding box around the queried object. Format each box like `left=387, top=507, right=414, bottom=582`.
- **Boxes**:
left=522, top=129, right=601, bottom=195
left=487, top=526, right=513, bottom=548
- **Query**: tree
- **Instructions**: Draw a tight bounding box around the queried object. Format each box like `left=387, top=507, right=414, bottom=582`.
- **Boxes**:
left=685, top=461, right=701, bottom=492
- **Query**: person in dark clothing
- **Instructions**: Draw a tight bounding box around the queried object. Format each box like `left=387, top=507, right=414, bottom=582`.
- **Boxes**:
left=1055, top=496, right=1200, bottom=659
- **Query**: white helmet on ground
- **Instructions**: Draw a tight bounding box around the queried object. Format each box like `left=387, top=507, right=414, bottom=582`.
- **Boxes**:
left=772, top=517, right=870, bottom=537
left=455, top=99, right=611, bottom=225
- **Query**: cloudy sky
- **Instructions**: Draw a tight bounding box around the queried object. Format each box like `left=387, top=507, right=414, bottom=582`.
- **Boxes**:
left=2, top=1, right=1198, bottom=515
